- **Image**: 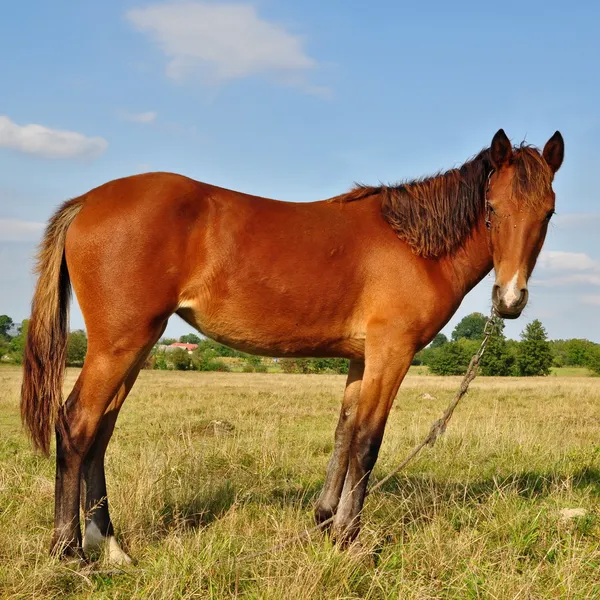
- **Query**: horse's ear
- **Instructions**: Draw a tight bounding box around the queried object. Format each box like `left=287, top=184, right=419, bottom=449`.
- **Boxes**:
left=490, top=129, right=513, bottom=169
left=543, top=131, right=564, bottom=174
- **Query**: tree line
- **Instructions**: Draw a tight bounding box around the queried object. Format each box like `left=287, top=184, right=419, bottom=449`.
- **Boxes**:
left=415, top=313, right=600, bottom=376
left=150, top=334, right=350, bottom=374
left=0, top=317, right=87, bottom=366
left=2, top=313, right=600, bottom=376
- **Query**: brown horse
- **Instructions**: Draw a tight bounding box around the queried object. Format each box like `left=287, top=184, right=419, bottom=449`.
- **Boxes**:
left=21, top=128, right=563, bottom=563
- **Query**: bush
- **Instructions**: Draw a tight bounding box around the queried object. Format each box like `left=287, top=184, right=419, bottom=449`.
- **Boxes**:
left=479, top=318, right=515, bottom=376
left=171, top=348, right=193, bottom=371
left=191, top=348, right=231, bottom=372
left=153, top=352, right=169, bottom=370
left=429, top=342, right=472, bottom=375
left=241, top=355, right=268, bottom=373
left=197, top=338, right=246, bottom=358
left=280, top=357, right=349, bottom=374
left=280, top=358, right=299, bottom=373
left=586, top=346, right=600, bottom=375
left=67, top=330, right=87, bottom=366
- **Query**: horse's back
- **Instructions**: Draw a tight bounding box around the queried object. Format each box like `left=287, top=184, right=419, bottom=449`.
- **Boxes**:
left=63, top=172, right=380, bottom=354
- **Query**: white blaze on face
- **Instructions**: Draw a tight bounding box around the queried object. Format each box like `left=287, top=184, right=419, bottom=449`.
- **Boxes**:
left=502, top=271, right=521, bottom=307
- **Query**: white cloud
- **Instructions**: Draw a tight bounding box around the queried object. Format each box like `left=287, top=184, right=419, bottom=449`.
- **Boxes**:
left=537, top=250, right=598, bottom=272
left=126, top=2, right=326, bottom=95
left=119, top=110, right=158, bottom=124
left=535, top=250, right=600, bottom=288
left=0, top=116, right=107, bottom=160
left=0, top=219, right=45, bottom=242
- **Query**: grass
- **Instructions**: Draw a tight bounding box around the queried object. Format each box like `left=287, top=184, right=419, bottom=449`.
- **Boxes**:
left=1, top=366, right=599, bottom=599
left=550, top=367, right=594, bottom=377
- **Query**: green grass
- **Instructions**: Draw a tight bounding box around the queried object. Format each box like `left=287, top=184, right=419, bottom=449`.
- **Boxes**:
left=1, top=366, right=599, bottom=598
left=550, top=366, right=594, bottom=377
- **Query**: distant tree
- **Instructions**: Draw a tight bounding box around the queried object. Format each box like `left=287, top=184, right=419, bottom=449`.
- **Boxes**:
left=241, top=355, right=267, bottom=373
left=191, top=347, right=230, bottom=372
left=0, top=315, right=14, bottom=339
left=564, top=339, right=596, bottom=367
left=279, top=357, right=349, bottom=374
left=550, top=340, right=567, bottom=367
left=414, top=346, right=437, bottom=366
left=171, top=348, right=192, bottom=370
left=428, top=342, right=471, bottom=375
left=517, top=320, right=553, bottom=376
left=8, top=320, right=29, bottom=363
left=311, top=358, right=349, bottom=374
left=411, top=351, right=424, bottom=366
left=67, top=330, right=88, bottom=366
left=179, top=333, right=202, bottom=344
left=159, top=338, right=177, bottom=346
left=480, top=318, right=515, bottom=376
left=587, top=346, right=600, bottom=375
left=451, top=313, right=487, bottom=342
left=196, top=338, right=246, bottom=358
left=430, top=333, right=448, bottom=348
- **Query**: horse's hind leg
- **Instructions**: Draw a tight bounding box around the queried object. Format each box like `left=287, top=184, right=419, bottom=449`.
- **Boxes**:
left=314, top=359, right=364, bottom=526
left=52, top=323, right=165, bottom=561
left=81, top=336, right=160, bottom=565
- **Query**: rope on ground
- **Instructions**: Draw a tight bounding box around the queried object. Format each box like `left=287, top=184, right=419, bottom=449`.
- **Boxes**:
left=217, top=310, right=498, bottom=567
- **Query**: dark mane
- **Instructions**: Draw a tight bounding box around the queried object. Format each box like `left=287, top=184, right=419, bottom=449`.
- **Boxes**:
left=331, top=144, right=553, bottom=258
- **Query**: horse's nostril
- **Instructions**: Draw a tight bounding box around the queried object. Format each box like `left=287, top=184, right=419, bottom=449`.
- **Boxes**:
left=492, top=284, right=501, bottom=302
left=519, top=288, right=528, bottom=305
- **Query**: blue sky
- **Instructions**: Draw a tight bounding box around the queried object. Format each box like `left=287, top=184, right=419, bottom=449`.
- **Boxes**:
left=1, top=0, right=599, bottom=342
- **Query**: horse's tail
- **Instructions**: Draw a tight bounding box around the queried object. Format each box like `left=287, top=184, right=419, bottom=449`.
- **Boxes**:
left=21, top=197, right=85, bottom=455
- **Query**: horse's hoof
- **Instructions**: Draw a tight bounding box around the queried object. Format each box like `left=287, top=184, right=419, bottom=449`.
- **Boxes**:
left=314, top=506, right=335, bottom=531
left=106, top=537, right=133, bottom=566
left=56, top=549, right=89, bottom=569
left=50, top=536, right=88, bottom=567
left=346, top=540, right=375, bottom=566
left=331, top=520, right=360, bottom=548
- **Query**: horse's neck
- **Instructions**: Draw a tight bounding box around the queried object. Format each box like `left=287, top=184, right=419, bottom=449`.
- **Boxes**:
left=441, top=218, right=494, bottom=297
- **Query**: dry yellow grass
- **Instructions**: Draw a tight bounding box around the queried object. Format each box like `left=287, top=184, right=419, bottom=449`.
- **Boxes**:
left=1, top=366, right=599, bottom=599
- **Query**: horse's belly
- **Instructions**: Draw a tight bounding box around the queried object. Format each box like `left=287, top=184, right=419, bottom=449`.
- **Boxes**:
left=176, top=301, right=365, bottom=359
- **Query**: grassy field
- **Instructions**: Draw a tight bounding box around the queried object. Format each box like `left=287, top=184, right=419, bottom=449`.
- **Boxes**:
left=1, top=366, right=599, bottom=599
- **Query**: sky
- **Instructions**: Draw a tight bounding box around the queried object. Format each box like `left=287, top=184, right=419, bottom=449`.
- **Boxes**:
left=1, top=0, right=599, bottom=343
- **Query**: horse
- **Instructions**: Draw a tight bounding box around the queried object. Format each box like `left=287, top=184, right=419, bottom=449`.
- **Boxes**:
left=21, top=128, right=564, bottom=564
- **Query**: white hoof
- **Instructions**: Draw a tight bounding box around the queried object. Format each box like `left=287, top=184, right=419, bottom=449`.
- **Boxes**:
left=83, top=522, right=132, bottom=566
left=107, top=537, right=133, bottom=566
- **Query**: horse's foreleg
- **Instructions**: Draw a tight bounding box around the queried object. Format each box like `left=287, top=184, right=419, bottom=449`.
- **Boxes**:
left=332, top=342, right=413, bottom=544
left=314, top=359, right=364, bottom=526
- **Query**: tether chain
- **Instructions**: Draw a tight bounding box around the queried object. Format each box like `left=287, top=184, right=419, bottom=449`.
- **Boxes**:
left=215, top=310, right=499, bottom=567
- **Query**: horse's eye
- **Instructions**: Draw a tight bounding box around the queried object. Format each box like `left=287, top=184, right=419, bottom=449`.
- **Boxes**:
left=545, top=210, right=555, bottom=221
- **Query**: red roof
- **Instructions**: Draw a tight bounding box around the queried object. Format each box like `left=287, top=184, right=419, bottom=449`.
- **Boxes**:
left=169, top=342, right=198, bottom=350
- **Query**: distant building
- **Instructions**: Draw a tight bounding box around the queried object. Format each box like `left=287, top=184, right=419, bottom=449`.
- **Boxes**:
left=166, top=342, right=198, bottom=354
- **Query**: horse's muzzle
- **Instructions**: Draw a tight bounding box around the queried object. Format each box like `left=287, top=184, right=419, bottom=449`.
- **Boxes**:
left=492, top=284, right=528, bottom=319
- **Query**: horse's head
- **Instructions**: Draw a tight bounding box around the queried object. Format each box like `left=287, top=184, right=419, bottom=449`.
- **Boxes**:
left=486, top=129, right=564, bottom=319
